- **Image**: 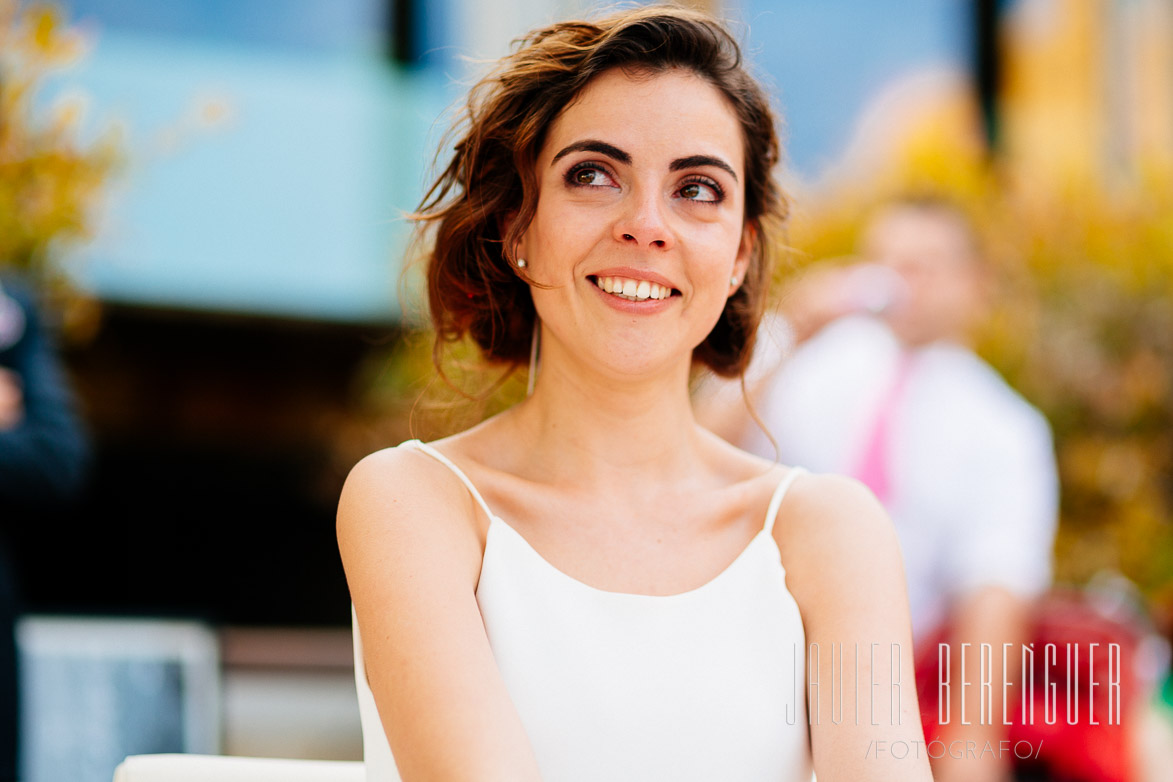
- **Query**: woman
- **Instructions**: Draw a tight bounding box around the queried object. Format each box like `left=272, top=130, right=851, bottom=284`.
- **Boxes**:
left=338, top=7, right=931, bottom=781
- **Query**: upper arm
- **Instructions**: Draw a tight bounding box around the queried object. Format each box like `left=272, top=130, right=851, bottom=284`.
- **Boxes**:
left=778, top=475, right=932, bottom=782
left=337, top=448, right=542, bottom=782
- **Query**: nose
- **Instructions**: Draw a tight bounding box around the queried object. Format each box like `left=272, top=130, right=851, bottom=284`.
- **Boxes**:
left=613, top=187, right=674, bottom=251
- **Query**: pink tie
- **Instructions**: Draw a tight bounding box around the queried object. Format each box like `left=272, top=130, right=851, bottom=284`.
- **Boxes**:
left=851, top=352, right=915, bottom=505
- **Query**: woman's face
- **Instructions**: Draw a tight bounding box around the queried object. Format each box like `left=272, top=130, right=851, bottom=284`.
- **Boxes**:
left=516, top=67, right=752, bottom=380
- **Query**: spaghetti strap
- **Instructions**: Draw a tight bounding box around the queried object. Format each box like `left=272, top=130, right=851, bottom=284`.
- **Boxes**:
left=399, top=439, right=498, bottom=522
left=762, top=467, right=806, bottom=536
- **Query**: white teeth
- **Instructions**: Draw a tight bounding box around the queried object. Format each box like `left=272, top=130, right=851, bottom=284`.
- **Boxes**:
left=592, top=276, right=674, bottom=301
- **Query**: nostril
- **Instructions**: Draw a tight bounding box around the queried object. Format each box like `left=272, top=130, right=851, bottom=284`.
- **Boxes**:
left=622, top=233, right=635, bottom=241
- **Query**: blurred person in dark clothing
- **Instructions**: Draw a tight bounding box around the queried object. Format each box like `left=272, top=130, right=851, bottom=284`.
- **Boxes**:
left=0, top=279, right=89, bottom=503
left=0, top=276, right=90, bottom=781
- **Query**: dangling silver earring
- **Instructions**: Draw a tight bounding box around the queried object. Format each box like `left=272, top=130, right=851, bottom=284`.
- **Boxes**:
left=526, top=320, right=540, bottom=397
left=517, top=258, right=528, bottom=269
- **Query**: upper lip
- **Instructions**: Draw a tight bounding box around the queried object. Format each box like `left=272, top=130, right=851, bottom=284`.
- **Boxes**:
left=588, top=266, right=679, bottom=292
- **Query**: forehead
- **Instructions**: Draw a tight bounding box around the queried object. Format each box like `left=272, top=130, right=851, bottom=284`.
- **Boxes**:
left=865, top=208, right=975, bottom=266
left=540, top=67, right=744, bottom=172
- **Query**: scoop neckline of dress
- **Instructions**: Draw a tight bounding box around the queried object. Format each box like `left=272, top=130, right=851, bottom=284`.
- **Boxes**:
left=483, top=514, right=776, bottom=601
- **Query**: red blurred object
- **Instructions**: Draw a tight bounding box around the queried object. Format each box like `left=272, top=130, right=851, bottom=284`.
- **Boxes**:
left=916, top=592, right=1145, bottom=782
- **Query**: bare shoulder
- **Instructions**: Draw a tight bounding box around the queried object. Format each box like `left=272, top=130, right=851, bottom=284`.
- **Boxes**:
left=776, top=472, right=899, bottom=557
left=337, top=442, right=545, bottom=780
left=336, top=443, right=485, bottom=591
left=773, top=473, right=908, bottom=627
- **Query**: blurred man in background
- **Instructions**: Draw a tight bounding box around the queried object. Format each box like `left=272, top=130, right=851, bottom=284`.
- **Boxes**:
left=0, top=277, right=90, bottom=780
left=702, top=198, right=1060, bottom=782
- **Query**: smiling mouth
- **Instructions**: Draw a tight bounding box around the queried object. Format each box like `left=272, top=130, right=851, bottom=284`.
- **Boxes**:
left=589, top=275, right=679, bottom=302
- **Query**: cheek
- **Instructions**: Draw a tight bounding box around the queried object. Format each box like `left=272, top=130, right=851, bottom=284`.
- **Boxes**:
left=690, top=221, right=745, bottom=268
left=524, top=201, right=605, bottom=269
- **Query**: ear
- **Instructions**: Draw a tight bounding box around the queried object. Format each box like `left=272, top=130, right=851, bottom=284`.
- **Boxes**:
left=730, top=222, right=756, bottom=295
left=499, top=209, right=526, bottom=263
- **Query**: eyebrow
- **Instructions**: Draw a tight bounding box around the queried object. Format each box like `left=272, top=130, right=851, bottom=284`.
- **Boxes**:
left=551, top=139, right=739, bottom=182
left=670, top=154, right=738, bottom=183
left=552, top=139, right=630, bottom=165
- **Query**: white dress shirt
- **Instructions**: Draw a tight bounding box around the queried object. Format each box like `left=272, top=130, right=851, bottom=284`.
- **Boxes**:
left=742, top=315, right=1059, bottom=639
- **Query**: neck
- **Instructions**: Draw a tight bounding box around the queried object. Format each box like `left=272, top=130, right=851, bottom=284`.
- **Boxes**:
left=500, top=333, right=708, bottom=489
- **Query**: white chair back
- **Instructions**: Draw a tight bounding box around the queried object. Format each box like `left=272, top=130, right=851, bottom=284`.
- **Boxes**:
left=113, top=754, right=364, bottom=782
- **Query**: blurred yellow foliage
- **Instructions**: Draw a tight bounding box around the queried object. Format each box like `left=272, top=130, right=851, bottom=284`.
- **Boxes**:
left=781, top=0, right=1173, bottom=607
left=363, top=86, right=1173, bottom=610
left=784, top=105, right=1173, bottom=606
left=354, top=1, right=1173, bottom=615
left=0, top=0, right=118, bottom=282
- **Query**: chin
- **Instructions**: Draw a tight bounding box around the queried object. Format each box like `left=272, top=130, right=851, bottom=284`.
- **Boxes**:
left=590, top=346, right=682, bottom=380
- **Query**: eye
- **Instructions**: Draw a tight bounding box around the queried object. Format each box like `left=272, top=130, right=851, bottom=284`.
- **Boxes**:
left=565, top=162, right=618, bottom=189
left=677, top=178, right=723, bottom=203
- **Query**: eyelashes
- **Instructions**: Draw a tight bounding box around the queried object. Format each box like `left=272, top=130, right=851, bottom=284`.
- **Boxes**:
left=677, top=177, right=724, bottom=203
left=565, top=161, right=616, bottom=189
left=562, top=161, right=725, bottom=204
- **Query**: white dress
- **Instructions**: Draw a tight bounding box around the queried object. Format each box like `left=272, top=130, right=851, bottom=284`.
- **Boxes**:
left=353, top=440, right=814, bottom=781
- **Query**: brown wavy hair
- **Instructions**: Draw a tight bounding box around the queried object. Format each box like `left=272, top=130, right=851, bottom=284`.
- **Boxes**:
left=415, top=4, right=787, bottom=378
